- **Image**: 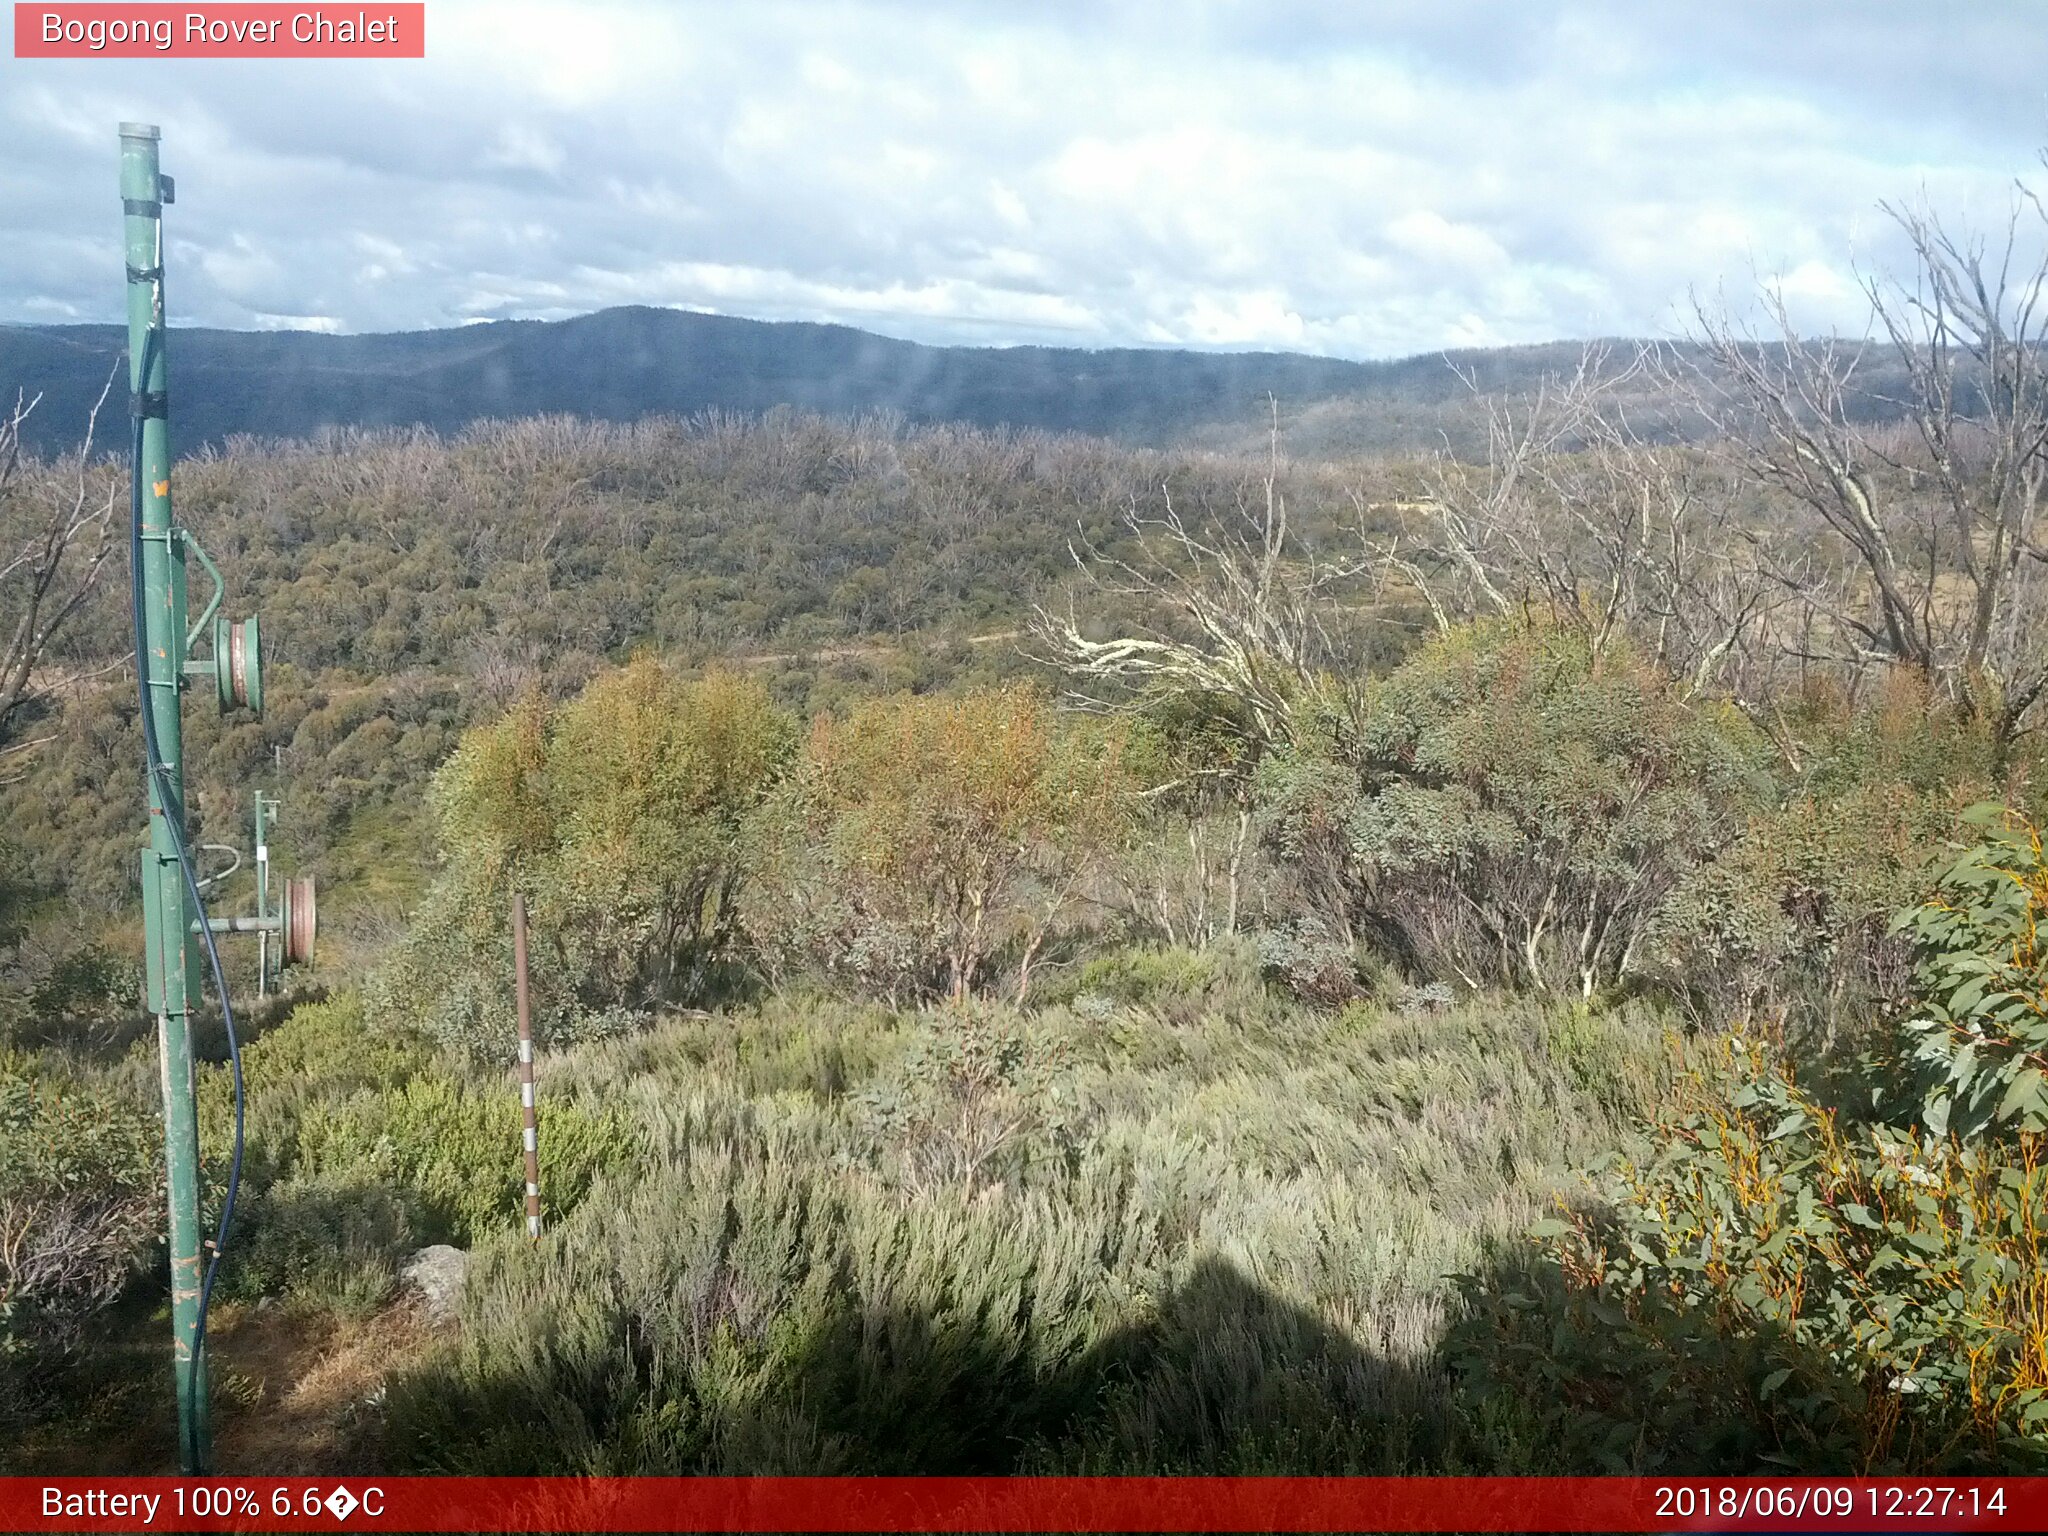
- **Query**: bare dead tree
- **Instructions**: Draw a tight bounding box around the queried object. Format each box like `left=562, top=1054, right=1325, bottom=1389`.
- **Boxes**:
left=1030, top=404, right=1374, bottom=752
left=0, top=374, right=120, bottom=749
left=1378, top=349, right=1596, bottom=630
left=1380, top=344, right=1787, bottom=702
left=1678, top=180, right=2048, bottom=757
left=1038, top=170, right=2048, bottom=779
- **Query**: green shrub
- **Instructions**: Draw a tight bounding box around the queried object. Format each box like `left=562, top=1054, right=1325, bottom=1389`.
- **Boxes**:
left=1254, top=918, right=1377, bottom=1007
left=1449, top=1042, right=2048, bottom=1472
left=376, top=662, right=793, bottom=1056
left=1653, top=784, right=1948, bottom=1038
left=197, top=992, right=433, bottom=1190
left=1652, top=678, right=2006, bottom=1040
left=271, top=1071, right=642, bottom=1247
left=1890, top=806, right=2048, bottom=1139
left=0, top=840, right=27, bottom=954
left=1095, top=709, right=1262, bottom=954
left=1452, top=812, right=2048, bottom=1473
left=383, top=980, right=1673, bottom=1475
left=200, top=993, right=645, bottom=1270
left=1785, top=671, right=2005, bottom=805
left=1257, top=623, right=1771, bottom=998
left=850, top=1004, right=1077, bottom=1198
left=232, top=992, right=432, bottom=1096
left=743, top=686, right=1135, bottom=1004
left=1070, top=945, right=1221, bottom=1008
left=384, top=1148, right=1138, bottom=1474
left=0, top=1050, right=161, bottom=1431
left=226, top=1172, right=419, bottom=1318
left=4, top=943, right=146, bottom=1052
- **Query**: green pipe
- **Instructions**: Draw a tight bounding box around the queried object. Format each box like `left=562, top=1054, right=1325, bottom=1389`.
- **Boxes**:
left=122, top=120, right=210, bottom=1475
left=197, top=914, right=283, bottom=934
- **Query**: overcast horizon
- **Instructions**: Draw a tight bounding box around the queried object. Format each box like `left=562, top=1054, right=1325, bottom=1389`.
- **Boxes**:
left=4, top=1, right=2047, bottom=360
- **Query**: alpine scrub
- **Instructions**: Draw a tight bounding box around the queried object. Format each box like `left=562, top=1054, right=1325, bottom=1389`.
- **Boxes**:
left=1453, top=810, right=2048, bottom=1473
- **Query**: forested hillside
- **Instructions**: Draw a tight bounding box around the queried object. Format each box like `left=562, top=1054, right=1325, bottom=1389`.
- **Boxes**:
left=0, top=307, right=1933, bottom=463
left=0, top=411, right=1417, bottom=936
left=0, top=307, right=1485, bottom=457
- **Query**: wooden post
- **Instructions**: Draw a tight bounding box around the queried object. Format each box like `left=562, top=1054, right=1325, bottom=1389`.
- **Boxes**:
left=512, top=892, right=542, bottom=1239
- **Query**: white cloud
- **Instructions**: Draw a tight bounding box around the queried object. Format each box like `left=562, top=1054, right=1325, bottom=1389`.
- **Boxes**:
left=483, top=124, right=566, bottom=176
left=1384, top=212, right=1510, bottom=275
left=0, top=0, right=2044, bottom=358
left=249, top=312, right=344, bottom=332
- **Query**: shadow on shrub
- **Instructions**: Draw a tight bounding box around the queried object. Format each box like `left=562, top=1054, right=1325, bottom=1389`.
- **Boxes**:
left=384, top=1253, right=1447, bottom=1475
left=1445, top=1041, right=2048, bottom=1474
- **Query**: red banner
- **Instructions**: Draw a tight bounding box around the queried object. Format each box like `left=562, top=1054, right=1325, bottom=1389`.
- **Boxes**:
left=13, top=4, right=424, bottom=57
left=0, top=1477, right=2042, bottom=1532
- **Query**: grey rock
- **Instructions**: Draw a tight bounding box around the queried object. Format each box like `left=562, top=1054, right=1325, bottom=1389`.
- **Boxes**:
left=400, top=1244, right=469, bottom=1324
left=1393, top=981, right=1455, bottom=1017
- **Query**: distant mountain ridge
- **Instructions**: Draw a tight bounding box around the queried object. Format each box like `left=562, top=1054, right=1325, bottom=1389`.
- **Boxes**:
left=0, top=304, right=1607, bottom=457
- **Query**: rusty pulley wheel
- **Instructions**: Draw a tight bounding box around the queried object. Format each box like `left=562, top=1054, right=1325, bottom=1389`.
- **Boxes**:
left=281, top=875, right=316, bottom=966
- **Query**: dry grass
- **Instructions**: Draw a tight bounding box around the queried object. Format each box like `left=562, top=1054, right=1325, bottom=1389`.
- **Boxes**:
left=211, top=1299, right=437, bottom=1474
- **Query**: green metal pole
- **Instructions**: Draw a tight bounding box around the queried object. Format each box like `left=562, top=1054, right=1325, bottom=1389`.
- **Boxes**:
left=122, top=121, right=210, bottom=1474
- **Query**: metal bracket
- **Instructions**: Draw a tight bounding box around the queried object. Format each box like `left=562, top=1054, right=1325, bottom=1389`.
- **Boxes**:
left=184, top=533, right=224, bottom=656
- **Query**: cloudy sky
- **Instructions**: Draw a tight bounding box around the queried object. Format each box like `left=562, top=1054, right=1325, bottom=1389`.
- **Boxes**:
left=2, top=1, right=2045, bottom=358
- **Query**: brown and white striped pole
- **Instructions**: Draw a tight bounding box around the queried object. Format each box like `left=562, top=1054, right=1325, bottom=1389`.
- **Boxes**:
left=512, top=891, right=542, bottom=1240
